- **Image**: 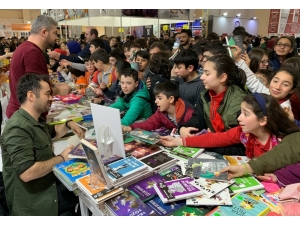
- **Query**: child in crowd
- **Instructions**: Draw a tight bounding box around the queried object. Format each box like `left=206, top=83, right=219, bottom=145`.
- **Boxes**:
left=110, top=68, right=152, bottom=126
left=92, top=60, right=131, bottom=104
left=69, top=67, right=87, bottom=95
left=161, top=93, right=300, bottom=159
left=178, top=54, right=248, bottom=155
left=109, top=48, right=126, bottom=67
left=89, top=50, right=117, bottom=96
left=255, top=69, right=274, bottom=87
left=135, top=50, right=150, bottom=81
left=122, top=81, right=193, bottom=133
left=128, top=42, right=141, bottom=62
left=171, top=49, right=205, bottom=106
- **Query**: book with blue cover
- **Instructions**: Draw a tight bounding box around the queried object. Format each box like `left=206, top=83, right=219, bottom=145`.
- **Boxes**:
left=127, top=173, right=165, bottom=202
left=53, top=158, right=90, bottom=190
left=105, top=190, right=157, bottom=216
left=145, top=196, right=186, bottom=216
left=207, top=192, right=270, bottom=216
left=106, top=156, right=148, bottom=181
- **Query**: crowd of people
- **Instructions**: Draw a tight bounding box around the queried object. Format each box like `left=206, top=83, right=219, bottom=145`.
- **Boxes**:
left=1, top=14, right=300, bottom=216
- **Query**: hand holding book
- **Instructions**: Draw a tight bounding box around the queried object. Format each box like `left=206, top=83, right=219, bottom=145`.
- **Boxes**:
left=219, top=163, right=254, bottom=180
left=160, top=135, right=183, bottom=147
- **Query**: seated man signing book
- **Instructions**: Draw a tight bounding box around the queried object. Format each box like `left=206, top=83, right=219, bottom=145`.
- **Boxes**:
left=122, top=82, right=194, bottom=133
left=1, top=74, right=85, bottom=216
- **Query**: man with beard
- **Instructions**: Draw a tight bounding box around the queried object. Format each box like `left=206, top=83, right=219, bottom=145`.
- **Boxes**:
left=179, top=29, right=193, bottom=51
left=1, top=73, right=85, bottom=215
left=6, top=15, right=70, bottom=118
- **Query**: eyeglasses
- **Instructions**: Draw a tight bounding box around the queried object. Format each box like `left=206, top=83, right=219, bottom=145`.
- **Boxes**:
left=276, top=43, right=291, bottom=48
left=260, top=60, right=269, bottom=65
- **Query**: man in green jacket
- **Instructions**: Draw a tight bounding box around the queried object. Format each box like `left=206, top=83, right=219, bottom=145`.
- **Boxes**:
left=1, top=73, right=85, bottom=216
left=110, top=68, right=152, bottom=126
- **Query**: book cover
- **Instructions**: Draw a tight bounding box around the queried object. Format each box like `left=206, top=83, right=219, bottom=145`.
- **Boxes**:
left=124, top=140, right=163, bottom=159
left=154, top=177, right=203, bottom=203
left=223, top=155, right=250, bottom=165
left=127, top=128, right=161, bottom=145
left=168, top=205, right=211, bottom=216
left=145, top=196, right=186, bottom=216
left=127, top=173, right=165, bottom=201
left=160, top=167, right=185, bottom=181
left=76, top=174, right=109, bottom=197
left=140, top=151, right=177, bottom=170
left=106, top=156, right=147, bottom=181
left=189, top=178, right=235, bottom=198
left=152, top=127, right=172, bottom=136
left=208, top=192, right=270, bottom=216
left=105, top=190, right=157, bottom=216
left=187, top=158, right=228, bottom=181
left=229, top=175, right=264, bottom=194
left=168, top=146, right=204, bottom=161
left=53, top=158, right=90, bottom=184
left=80, top=139, right=112, bottom=187
left=186, top=189, right=232, bottom=206
left=159, top=165, right=181, bottom=176
left=68, top=139, right=97, bottom=159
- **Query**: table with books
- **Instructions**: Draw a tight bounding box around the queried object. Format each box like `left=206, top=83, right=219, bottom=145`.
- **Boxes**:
left=51, top=102, right=283, bottom=217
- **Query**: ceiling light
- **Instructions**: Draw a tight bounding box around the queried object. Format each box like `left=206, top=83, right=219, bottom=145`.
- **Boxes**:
left=253, top=17, right=257, bottom=19
left=223, top=12, right=227, bottom=16
left=237, top=13, right=241, bottom=17
left=27, top=21, right=31, bottom=24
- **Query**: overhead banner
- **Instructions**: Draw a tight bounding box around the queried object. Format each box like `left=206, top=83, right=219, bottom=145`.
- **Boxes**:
left=88, top=9, right=121, bottom=17
left=279, top=9, right=300, bottom=34
left=121, top=9, right=158, bottom=17
left=63, top=9, right=89, bottom=20
left=268, top=9, right=280, bottom=34
left=158, top=9, right=190, bottom=20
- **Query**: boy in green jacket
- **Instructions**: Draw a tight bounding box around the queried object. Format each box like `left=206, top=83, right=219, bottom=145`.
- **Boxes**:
left=110, top=68, right=152, bottom=126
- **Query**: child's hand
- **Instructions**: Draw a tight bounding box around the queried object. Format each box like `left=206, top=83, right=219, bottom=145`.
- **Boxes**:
left=121, top=125, right=132, bottom=133
left=59, top=59, right=71, bottom=67
left=179, top=127, right=199, bottom=138
left=138, top=71, right=144, bottom=80
left=91, top=98, right=102, bottom=104
left=160, top=136, right=183, bottom=147
left=99, top=82, right=107, bottom=90
left=146, top=77, right=151, bottom=90
left=240, top=52, right=250, bottom=67
left=56, top=66, right=63, bottom=72
left=257, top=173, right=277, bottom=183
left=284, top=107, right=294, bottom=121
left=230, top=45, right=242, bottom=63
left=93, top=87, right=103, bottom=96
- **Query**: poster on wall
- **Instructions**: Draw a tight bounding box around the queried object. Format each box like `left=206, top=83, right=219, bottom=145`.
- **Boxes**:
left=63, top=9, right=89, bottom=20
left=143, top=25, right=153, bottom=38
left=130, top=26, right=143, bottom=38
left=159, top=9, right=190, bottom=20
left=268, top=9, right=280, bottom=34
left=278, top=9, right=300, bottom=34
left=121, top=9, right=158, bottom=17
left=202, top=9, right=209, bottom=38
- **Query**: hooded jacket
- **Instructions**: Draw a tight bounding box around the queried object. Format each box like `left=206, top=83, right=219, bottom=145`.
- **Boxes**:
left=110, top=81, right=152, bottom=126
left=130, top=98, right=194, bottom=131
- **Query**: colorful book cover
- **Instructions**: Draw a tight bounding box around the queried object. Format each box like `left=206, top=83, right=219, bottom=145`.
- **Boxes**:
left=159, top=165, right=181, bottom=176
left=152, top=127, right=172, bottom=136
left=101, top=155, right=122, bottom=166
left=106, top=156, right=147, bottom=180
left=229, top=175, right=264, bottom=194
left=208, top=192, right=270, bottom=216
left=127, top=128, right=161, bottom=145
left=168, top=205, right=211, bottom=216
left=160, top=167, right=185, bottom=181
left=168, top=146, right=205, bottom=161
left=187, top=158, right=228, bottom=181
left=105, top=190, right=157, bottom=216
left=189, top=178, right=235, bottom=198
left=124, top=141, right=162, bottom=159
left=186, top=189, right=232, bottom=206
left=53, top=158, right=90, bottom=183
left=68, top=139, right=97, bottom=159
left=76, top=174, right=109, bottom=197
left=140, top=151, right=177, bottom=170
left=127, top=173, right=165, bottom=201
left=154, top=177, right=203, bottom=203
left=145, top=196, right=186, bottom=216
left=246, top=192, right=281, bottom=213
left=261, top=191, right=280, bottom=206
left=223, top=155, right=250, bottom=165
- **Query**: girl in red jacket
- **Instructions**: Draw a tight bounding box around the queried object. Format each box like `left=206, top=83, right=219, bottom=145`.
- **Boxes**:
left=161, top=93, right=300, bottom=158
left=121, top=81, right=194, bottom=133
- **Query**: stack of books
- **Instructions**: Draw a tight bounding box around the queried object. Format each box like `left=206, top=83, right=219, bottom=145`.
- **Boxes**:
left=53, top=158, right=90, bottom=191
left=163, top=146, right=205, bottom=162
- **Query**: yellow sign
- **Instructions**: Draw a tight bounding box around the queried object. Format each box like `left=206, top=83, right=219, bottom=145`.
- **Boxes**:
left=163, top=25, right=168, bottom=31
left=118, top=28, right=124, bottom=32
left=183, top=24, right=189, bottom=29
